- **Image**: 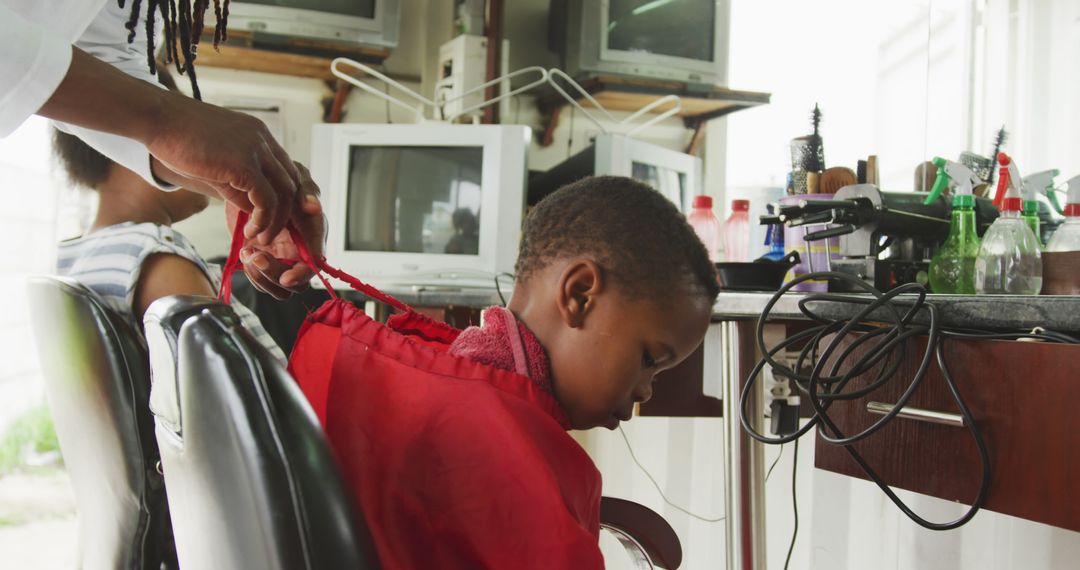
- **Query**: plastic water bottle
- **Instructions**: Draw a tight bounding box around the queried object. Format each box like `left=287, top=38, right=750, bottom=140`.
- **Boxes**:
left=688, top=195, right=722, bottom=262
left=975, top=154, right=1042, bottom=294
left=722, top=199, right=751, bottom=263
left=1048, top=218, right=1080, bottom=252
left=1046, top=174, right=1080, bottom=252
left=761, top=204, right=786, bottom=261
left=923, top=157, right=981, bottom=294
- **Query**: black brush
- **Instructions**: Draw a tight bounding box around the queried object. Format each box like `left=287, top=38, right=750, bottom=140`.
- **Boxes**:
left=803, top=104, right=825, bottom=172
left=987, top=125, right=1008, bottom=186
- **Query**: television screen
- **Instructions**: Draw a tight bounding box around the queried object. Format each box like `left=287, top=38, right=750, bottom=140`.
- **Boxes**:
left=632, top=161, right=688, bottom=211
left=239, top=0, right=374, bottom=18
left=607, top=0, right=716, bottom=62
left=345, top=146, right=484, bottom=256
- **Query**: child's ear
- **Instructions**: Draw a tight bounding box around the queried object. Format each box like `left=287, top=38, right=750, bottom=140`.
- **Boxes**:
left=557, top=259, right=603, bottom=328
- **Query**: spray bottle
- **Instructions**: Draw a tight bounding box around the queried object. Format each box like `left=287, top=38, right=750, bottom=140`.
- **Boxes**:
left=924, top=157, right=982, bottom=294
left=1021, top=169, right=1061, bottom=246
left=975, top=153, right=1042, bottom=294
left=1046, top=174, right=1080, bottom=252
left=1024, top=169, right=1063, bottom=215
left=991, top=154, right=1041, bottom=244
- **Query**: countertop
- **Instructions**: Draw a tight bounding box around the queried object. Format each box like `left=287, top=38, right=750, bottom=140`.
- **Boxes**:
left=710, top=291, right=1080, bottom=332
left=359, top=285, right=1080, bottom=333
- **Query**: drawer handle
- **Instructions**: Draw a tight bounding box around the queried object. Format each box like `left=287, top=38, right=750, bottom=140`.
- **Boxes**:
left=866, top=401, right=964, bottom=428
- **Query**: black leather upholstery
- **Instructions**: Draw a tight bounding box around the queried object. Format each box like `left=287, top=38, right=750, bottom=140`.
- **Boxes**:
left=143, top=297, right=378, bottom=570
left=26, top=276, right=174, bottom=570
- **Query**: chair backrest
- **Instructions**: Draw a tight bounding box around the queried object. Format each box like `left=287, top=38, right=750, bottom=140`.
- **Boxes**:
left=143, top=296, right=378, bottom=570
left=26, top=276, right=172, bottom=570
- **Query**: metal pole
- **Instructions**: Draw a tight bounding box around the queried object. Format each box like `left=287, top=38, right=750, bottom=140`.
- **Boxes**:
left=722, top=320, right=766, bottom=570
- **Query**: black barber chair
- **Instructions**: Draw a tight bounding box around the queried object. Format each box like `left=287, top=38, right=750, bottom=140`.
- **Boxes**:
left=143, top=297, right=378, bottom=570
left=26, top=277, right=175, bottom=569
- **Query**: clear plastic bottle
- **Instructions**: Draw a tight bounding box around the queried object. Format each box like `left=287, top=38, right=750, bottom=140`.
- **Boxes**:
left=1047, top=218, right=1080, bottom=252
left=688, top=195, right=722, bottom=262
left=1046, top=175, right=1080, bottom=252
left=974, top=209, right=1042, bottom=295
left=722, top=199, right=751, bottom=263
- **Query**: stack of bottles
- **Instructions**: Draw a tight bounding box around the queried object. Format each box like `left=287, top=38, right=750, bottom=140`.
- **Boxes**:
left=687, top=197, right=755, bottom=265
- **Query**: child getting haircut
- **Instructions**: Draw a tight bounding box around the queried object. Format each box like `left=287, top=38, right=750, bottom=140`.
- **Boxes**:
left=343, top=175, right=719, bottom=569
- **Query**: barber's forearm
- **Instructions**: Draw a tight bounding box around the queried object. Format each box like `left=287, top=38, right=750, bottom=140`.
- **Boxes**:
left=149, top=157, right=235, bottom=201
left=36, top=47, right=167, bottom=147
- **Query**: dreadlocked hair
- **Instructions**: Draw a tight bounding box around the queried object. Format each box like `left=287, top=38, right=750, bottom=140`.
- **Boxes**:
left=117, top=0, right=230, bottom=100
left=515, top=176, right=721, bottom=304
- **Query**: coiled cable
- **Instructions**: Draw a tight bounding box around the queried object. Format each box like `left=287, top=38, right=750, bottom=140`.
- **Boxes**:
left=738, top=271, right=1078, bottom=530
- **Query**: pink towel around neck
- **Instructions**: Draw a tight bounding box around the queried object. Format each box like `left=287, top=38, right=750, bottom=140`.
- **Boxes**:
left=448, top=307, right=552, bottom=392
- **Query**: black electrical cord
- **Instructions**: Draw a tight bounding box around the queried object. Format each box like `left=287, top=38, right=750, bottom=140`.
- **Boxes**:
left=764, top=443, right=784, bottom=483
left=784, top=438, right=799, bottom=570
left=494, top=272, right=514, bottom=307
left=739, top=271, right=1078, bottom=531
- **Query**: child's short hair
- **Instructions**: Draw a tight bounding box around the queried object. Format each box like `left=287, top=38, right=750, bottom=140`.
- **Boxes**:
left=53, top=68, right=179, bottom=190
left=53, top=130, right=112, bottom=189
left=515, top=175, right=720, bottom=301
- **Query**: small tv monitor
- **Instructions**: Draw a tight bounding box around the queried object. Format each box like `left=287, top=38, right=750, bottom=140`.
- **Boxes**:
left=549, top=0, right=729, bottom=87
left=311, top=123, right=531, bottom=289
left=528, top=133, right=703, bottom=213
left=225, top=0, right=400, bottom=48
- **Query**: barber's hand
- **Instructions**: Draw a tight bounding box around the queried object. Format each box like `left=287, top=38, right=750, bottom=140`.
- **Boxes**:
left=226, top=163, right=327, bottom=300
left=145, top=91, right=300, bottom=245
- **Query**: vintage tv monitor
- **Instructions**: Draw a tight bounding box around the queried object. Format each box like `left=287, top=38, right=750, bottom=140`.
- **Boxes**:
left=527, top=133, right=702, bottom=213
left=225, top=0, right=400, bottom=48
left=549, top=0, right=729, bottom=87
left=311, top=123, right=530, bottom=289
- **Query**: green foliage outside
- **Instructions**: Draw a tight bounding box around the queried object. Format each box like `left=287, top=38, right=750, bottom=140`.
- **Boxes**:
left=0, top=406, right=62, bottom=475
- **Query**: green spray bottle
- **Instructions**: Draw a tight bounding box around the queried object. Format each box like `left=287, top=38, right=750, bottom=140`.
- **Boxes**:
left=1024, top=169, right=1063, bottom=215
left=925, top=157, right=982, bottom=294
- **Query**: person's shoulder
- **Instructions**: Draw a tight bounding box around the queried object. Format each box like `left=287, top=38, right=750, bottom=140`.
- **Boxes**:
left=56, top=222, right=152, bottom=272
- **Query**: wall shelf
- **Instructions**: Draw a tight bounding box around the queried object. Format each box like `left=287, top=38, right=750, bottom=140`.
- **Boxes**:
left=192, top=31, right=395, bottom=81
left=534, top=74, right=770, bottom=147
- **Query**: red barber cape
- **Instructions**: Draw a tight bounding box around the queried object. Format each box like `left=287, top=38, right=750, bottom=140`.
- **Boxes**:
left=221, top=220, right=604, bottom=569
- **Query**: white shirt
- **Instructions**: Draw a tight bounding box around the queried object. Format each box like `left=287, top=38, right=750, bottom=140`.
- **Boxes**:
left=1, top=0, right=171, bottom=189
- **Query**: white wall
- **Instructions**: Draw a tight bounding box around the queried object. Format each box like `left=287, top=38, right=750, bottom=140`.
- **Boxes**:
left=577, top=418, right=728, bottom=570
left=0, top=117, right=66, bottom=432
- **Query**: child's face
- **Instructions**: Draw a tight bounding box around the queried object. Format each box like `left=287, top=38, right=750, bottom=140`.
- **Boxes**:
left=546, top=274, right=713, bottom=431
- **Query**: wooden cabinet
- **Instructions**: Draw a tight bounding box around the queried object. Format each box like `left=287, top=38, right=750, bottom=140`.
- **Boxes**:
left=813, top=335, right=1080, bottom=532
left=639, top=342, right=724, bottom=418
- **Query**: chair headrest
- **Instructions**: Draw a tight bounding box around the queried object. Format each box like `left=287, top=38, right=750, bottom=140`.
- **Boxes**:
left=144, top=296, right=238, bottom=437
left=148, top=298, right=378, bottom=569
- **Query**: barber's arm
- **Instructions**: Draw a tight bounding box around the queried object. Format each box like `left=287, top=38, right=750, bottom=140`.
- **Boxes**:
left=2, top=2, right=322, bottom=292
left=0, top=3, right=72, bottom=137
left=54, top=0, right=176, bottom=190
left=38, top=48, right=301, bottom=241
left=38, top=48, right=325, bottom=294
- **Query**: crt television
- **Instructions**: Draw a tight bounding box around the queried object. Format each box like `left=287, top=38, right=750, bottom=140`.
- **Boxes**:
left=549, top=0, right=729, bottom=87
left=311, top=123, right=531, bottom=289
left=528, top=133, right=703, bottom=213
left=225, top=0, right=400, bottom=48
